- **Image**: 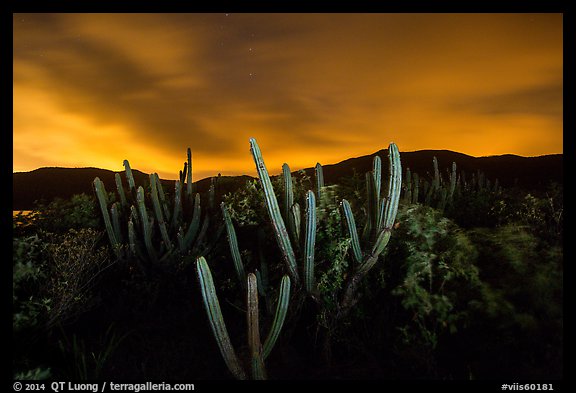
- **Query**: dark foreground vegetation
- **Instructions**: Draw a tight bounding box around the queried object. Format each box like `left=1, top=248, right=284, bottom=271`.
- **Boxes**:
left=13, top=140, right=562, bottom=381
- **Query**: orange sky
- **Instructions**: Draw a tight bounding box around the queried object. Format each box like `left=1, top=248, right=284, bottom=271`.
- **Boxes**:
left=13, top=13, right=563, bottom=180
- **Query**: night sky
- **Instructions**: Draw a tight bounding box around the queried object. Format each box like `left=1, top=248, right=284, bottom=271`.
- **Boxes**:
left=13, top=13, right=563, bottom=180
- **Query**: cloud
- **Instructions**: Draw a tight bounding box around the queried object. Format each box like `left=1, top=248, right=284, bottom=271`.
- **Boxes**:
left=13, top=13, right=563, bottom=179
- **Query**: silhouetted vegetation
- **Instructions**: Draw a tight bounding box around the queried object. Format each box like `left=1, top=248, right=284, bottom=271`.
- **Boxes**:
left=13, top=146, right=562, bottom=381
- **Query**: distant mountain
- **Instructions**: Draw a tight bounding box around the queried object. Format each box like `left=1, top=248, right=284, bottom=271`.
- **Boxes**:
left=12, top=150, right=562, bottom=211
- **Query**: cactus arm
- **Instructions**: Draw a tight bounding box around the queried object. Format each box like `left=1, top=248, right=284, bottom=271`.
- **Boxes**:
left=115, top=173, right=128, bottom=209
left=182, top=193, right=201, bottom=249
left=365, top=172, right=378, bottom=238
left=262, top=275, right=291, bottom=360
left=129, top=204, right=140, bottom=229
left=339, top=142, right=401, bottom=317
left=382, top=143, right=402, bottom=230
left=93, top=178, right=121, bottom=256
left=196, top=257, right=247, bottom=380
left=282, top=163, right=296, bottom=241
left=128, top=218, right=145, bottom=261
left=154, top=173, right=170, bottom=222
left=221, top=202, right=246, bottom=286
left=249, top=138, right=299, bottom=285
left=110, top=202, right=123, bottom=244
left=303, top=190, right=316, bottom=293
left=123, top=160, right=136, bottom=196
left=150, top=174, right=172, bottom=251
left=315, top=162, right=324, bottom=200
left=136, top=186, right=157, bottom=262
left=291, top=202, right=301, bottom=242
left=372, top=156, right=382, bottom=200
left=247, top=273, right=266, bottom=380
left=412, top=172, right=420, bottom=204
left=192, top=214, right=210, bottom=252
left=341, top=199, right=363, bottom=265
left=172, top=180, right=182, bottom=230
left=186, top=148, right=193, bottom=201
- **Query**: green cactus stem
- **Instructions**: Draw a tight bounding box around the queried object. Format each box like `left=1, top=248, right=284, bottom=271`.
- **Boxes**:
left=136, top=186, right=157, bottom=262
left=123, top=160, right=136, bottom=196
left=303, top=190, right=316, bottom=293
left=110, top=202, right=123, bottom=244
left=221, top=202, right=246, bottom=287
left=186, top=148, right=193, bottom=202
left=247, top=273, right=266, bottom=380
left=115, top=173, right=128, bottom=209
left=261, top=274, right=291, bottom=359
left=315, top=162, right=324, bottom=200
left=249, top=138, right=299, bottom=285
left=341, top=199, right=362, bottom=265
left=150, top=173, right=172, bottom=251
left=282, top=163, right=297, bottom=243
left=339, top=142, right=401, bottom=316
left=372, top=156, right=382, bottom=200
left=196, top=257, right=247, bottom=380
left=93, top=178, right=121, bottom=257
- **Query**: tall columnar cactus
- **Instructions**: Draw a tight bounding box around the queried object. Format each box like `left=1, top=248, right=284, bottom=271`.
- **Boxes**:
left=339, top=142, right=401, bottom=316
left=282, top=164, right=297, bottom=244
left=221, top=202, right=247, bottom=288
left=250, top=138, right=300, bottom=285
left=250, top=138, right=320, bottom=295
left=93, top=178, right=121, bottom=258
left=303, top=190, right=316, bottom=293
left=196, top=257, right=291, bottom=380
left=315, top=162, right=325, bottom=200
left=93, top=148, right=214, bottom=268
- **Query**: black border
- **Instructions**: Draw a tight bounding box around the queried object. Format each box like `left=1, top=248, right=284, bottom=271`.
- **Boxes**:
left=7, top=1, right=572, bottom=390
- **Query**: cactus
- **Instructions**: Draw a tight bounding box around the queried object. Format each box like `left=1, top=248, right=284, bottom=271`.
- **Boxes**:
left=115, top=173, right=128, bottom=209
left=186, top=147, right=193, bottom=202
left=93, top=178, right=121, bottom=258
left=94, top=148, right=217, bottom=269
left=339, top=142, right=401, bottom=316
left=249, top=138, right=299, bottom=285
left=303, top=190, right=316, bottom=293
left=221, top=202, right=246, bottom=287
left=315, top=162, right=324, bottom=200
left=196, top=257, right=246, bottom=380
left=196, top=257, right=291, bottom=380
left=249, top=138, right=324, bottom=296
left=282, top=163, right=297, bottom=244
left=123, top=159, right=136, bottom=197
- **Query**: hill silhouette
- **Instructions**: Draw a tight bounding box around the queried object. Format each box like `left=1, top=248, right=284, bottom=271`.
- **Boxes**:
left=13, top=150, right=562, bottom=211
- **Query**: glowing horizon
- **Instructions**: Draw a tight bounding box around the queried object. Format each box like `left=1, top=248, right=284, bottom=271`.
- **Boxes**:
left=13, top=13, right=563, bottom=181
